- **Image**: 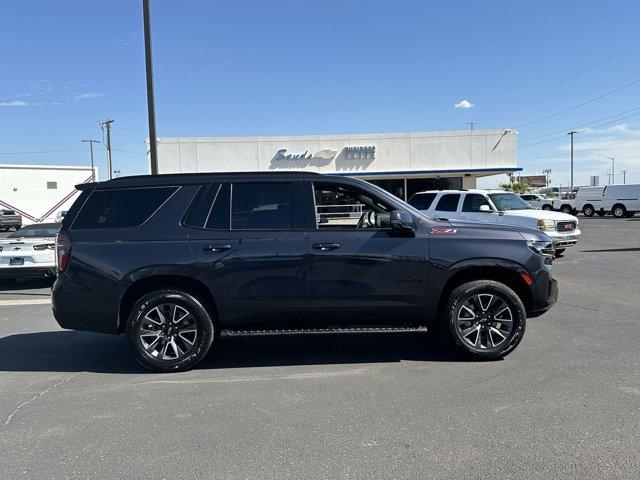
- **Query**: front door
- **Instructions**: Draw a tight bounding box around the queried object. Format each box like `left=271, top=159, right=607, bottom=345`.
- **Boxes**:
left=304, top=180, right=429, bottom=327
left=458, top=193, right=500, bottom=224
left=188, top=181, right=308, bottom=330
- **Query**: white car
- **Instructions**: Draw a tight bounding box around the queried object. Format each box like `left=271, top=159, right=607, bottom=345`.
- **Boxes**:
left=520, top=194, right=553, bottom=210
left=0, top=223, right=60, bottom=283
left=408, top=189, right=581, bottom=254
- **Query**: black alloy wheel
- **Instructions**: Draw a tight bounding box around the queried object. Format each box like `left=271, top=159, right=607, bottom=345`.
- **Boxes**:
left=127, top=289, right=214, bottom=372
left=443, top=280, right=526, bottom=360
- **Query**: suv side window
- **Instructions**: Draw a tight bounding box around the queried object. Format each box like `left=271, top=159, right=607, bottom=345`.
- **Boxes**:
left=231, top=182, right=292, bottom=230
left=408, top=193, right=436, bottom=210
left=72, top=186, right=177, bottom=229
left=183, top=183, right=231, bottom=230
left=462, top=194, right=491, bottom=212
left=313, top=182, right=392, bottom=229
left=434, top=193, right=461, bottom=212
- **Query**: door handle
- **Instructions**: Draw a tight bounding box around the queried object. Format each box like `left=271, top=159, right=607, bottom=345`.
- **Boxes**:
left=203, top=244, right=232, bottom=252
left=312, top=243, right=341, bottom=251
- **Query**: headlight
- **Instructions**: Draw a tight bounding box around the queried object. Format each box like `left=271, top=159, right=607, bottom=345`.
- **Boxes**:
left=34, top=244, right=55, bottom=251
left=537, top=219, right=556, bottom=231
left=527, top=239, right=554, bottom=257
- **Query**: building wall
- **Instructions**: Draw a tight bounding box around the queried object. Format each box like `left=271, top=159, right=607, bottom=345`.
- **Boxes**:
left=0, top=164, right=95, bottom=224
left=155, top=129, right=517, bottom=176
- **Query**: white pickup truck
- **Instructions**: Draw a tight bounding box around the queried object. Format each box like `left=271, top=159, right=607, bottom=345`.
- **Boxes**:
left=409, top=189, right=581, bottom=255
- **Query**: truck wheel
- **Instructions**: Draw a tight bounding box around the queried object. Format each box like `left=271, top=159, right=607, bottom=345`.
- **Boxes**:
left=582, top=205, right=595, bottom=217
left=612, top=205, right=626, bottom=218
left=126, top=289, right=215, bottom=372
left=442, top=280, right=526, bottom=360
left=560, top=205, right=573, bottom=214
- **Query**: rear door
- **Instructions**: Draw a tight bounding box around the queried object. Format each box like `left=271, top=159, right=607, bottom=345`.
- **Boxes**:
left=431, top=193, right=462, bottom=220
left=188, top=181, right=308, bottom=330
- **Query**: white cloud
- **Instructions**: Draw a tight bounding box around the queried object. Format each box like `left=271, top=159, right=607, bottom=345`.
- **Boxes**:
left=73, top=92, right=105, bottom=102
left=0, top=100, right=29, bottom=107
left=454, top=99, right=474, bottom=109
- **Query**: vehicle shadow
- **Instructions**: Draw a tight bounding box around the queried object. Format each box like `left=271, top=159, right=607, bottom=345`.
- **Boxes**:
left=0, top=330, right=465, bottom=374
left=0, top=277, right=54, bottom=293
left=580, top=247, right=640, bottom=253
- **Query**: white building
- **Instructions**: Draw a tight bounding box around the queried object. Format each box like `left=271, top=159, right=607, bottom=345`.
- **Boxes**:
left=0, top=164, right=96, bottom=224
left=155, top=129, right=519, bottom=200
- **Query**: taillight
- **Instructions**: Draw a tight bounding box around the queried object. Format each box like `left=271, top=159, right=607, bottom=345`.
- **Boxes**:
left=55, top=232, right=72, bottom=272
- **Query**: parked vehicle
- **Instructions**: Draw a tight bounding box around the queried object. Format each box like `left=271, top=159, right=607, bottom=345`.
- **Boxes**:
left=0, top=209, right=22, bottom=231
left=0, top=223, right=60, bottom=283
left=602, top=183, right=639, bottom=218
left=55, top=210, right=68, bottom=223
left=408, top=189, right=580, bottom=255
left=552, top=186, right=606, bottom=216
left=52, top=173, right=558, bottom=372
left=520, top=194, right=553, bottom=210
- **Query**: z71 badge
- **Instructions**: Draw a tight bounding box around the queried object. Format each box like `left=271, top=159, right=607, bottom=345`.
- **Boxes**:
left=430, top=227, right=457, bottom=235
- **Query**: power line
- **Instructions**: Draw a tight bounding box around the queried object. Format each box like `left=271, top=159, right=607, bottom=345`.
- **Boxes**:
left=0, top=149, right=86, bottom=155
left=515, top=78, right=640, bottom=129
left=519, top=105, right=640, bottom=142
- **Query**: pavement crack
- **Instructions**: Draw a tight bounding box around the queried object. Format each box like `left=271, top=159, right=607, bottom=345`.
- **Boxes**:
left=4, top=372, right=81, bottom=426
left=557, top=301, right=639, bottom=321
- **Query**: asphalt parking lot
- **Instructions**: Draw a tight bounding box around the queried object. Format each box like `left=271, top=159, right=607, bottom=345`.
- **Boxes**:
left=1, top=217, right=639, bottom=479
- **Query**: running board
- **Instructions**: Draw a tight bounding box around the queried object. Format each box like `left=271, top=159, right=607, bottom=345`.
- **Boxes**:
left=221, top=326, right=428, bottom=337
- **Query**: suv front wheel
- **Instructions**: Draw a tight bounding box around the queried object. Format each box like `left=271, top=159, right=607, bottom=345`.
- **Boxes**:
left=126, top=289, right=215, bottom=372
left=443, top=280, right=526, bottom=360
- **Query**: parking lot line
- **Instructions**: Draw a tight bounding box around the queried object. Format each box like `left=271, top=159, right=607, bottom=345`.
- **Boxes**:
left=0, top=298, right=51, bottom=306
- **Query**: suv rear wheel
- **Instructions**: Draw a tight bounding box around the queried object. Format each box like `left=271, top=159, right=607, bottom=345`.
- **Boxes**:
left=126, top=289, right=214, bottom=372
left=443, top=280, right=526, bottom=360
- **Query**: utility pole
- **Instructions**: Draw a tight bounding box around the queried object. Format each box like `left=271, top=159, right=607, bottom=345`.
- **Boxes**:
left=599, top=154, right=614, bottom=185
left=81, top=139, right=100, bottom=181
left=101, top=119, right=115, bottom=180
left=621, top=170, right=627, bottom=184
left=465, top=122, right=476, bottom=131
left=143, top=0, right=159, bottom=175
left=567, top=131, right=576, bottom=195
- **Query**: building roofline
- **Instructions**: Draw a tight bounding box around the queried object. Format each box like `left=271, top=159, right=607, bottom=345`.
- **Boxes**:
left=332, top=167, right=523, bottom=177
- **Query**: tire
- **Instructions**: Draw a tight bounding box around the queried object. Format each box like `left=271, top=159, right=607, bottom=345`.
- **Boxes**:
left=541, top=205, right=552, bottom=211
left=554, top=249, right=566, bottom=257
left=612, top=205, right=626, bottom=218
left=560, top=205, right=573, bottom=215
left=582, top=205, right=595, bottom=217
left=442, top=280, right=526, bottom=360
left=126, top=289, right=215, bottom=372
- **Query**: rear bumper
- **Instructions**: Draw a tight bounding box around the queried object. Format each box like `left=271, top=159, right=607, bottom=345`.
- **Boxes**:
left=0, top=266, right=56, bottom=278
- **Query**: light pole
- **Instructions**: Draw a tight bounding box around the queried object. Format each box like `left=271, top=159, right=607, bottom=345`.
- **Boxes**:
left=81, top=139, right=100, bottom=181
left=143, top=0, right=159, bottom=175
left=599, top=154, right=614, bottom=185
left=567, top=131, right=576, bottom=194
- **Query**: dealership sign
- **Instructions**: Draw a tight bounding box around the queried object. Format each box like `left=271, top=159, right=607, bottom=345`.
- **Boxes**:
left=274, top=146, right=375, bottom=161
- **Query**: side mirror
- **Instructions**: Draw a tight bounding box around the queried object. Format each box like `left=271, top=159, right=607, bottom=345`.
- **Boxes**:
left=390, top=210, right=415, bottom=234
left=479, top=204, right=493, bottom=213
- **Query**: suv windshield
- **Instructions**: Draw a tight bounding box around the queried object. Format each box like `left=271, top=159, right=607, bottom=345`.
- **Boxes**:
left=488, top=193, right=532, bottom=211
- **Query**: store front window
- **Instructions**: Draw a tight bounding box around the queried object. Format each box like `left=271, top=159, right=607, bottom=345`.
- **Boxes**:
left=367, top=179, right=405, bottom=200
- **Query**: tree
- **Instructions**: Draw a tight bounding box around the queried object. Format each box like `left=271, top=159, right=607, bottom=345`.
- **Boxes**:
left=538, top=187, right=555, bottom=197
left=499, top=180, right=528, bottom=194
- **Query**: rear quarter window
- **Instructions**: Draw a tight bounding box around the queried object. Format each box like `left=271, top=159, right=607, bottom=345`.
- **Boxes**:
left=71, top=187, right=177, bottom=229
left=408, top=193, right=436, bottom=210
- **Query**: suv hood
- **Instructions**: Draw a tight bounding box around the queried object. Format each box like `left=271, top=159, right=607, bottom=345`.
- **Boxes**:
left=432, top=217, right=550, bottom=242
left=501, top=209, right=577, bottom=221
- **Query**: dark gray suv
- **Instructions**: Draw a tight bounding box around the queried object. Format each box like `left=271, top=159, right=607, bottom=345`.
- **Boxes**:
left=52, top=172, right=557, bottom=372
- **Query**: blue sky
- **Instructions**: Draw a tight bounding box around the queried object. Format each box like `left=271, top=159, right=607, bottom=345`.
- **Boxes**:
left=1, top=0, right=639, bottom=187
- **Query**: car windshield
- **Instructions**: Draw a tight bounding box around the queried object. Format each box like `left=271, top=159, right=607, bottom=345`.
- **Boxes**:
left=488, top=193, right=533, bottom=211
left=8, top=224, right=60, bottom=238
